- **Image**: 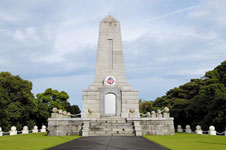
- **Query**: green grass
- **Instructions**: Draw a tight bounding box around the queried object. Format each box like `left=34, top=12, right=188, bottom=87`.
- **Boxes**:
left=0, top=133, right=80, bottom=150
left=144, top=133, right=226, bottom=150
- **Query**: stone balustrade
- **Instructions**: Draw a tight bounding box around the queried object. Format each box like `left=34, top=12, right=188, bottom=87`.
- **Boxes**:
left=51, top=107, right=73, bottom=118
left=141, top=107, right=170, bottom=119
left=175, top=125, right=225, bottom=136
left=0, top=125, right=47, bottom=136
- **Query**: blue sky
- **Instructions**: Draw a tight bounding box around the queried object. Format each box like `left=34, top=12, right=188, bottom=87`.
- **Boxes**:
left=0, top=0, right=226, bottom=107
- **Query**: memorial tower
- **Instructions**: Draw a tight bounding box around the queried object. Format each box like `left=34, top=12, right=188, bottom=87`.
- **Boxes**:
left=82, top=15, right=140, bottom=118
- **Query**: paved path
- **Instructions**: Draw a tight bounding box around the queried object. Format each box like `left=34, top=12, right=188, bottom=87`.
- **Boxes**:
left=48, top=136, right=168, bottom=150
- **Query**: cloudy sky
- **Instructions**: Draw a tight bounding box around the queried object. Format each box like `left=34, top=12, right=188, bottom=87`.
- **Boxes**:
left=0, top=0, right=226, bottom=107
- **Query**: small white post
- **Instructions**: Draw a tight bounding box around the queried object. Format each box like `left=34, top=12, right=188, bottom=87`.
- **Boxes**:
left=0, top=127, right=3, bottom=136
left=163, top=107, right=170, bottom=118
left=196, top=125, right=203, bottom=134
left=209, top=126, right=216, bottom=135
left=151, top=111, right=156, bottom=118
left=225, top=127, right=226, bottom=136
left=40, top=125, right=46, bottom=132
left=32, top=126, right=38, bottom=133
left=10, top=126, right=17, bottom=135
left=185, top=125, right=191, bottom=133
left=22, top=126, right=29, bottom=134
left=177, top=125, right=183, bottom=132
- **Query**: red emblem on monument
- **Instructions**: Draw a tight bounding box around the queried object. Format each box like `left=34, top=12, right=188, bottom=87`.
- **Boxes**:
left=105, top=76, right=116, bottom=86
left=107, top=77, right=114, bottom=85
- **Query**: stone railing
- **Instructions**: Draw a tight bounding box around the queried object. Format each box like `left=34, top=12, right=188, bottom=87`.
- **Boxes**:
left=139, top=107, right=170, bottom=118
left=175, top=125, right=226, bottom=136
left=0, top=125, right=47, bottom=136
left=51, top=107, right=81, bottom=118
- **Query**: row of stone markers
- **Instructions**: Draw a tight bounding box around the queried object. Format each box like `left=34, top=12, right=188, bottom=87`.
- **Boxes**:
left=0, top=125, right=46, bottom=136
left=176, top=125, right=226, bottom=136
left=140, top=107, right=170, bottom=118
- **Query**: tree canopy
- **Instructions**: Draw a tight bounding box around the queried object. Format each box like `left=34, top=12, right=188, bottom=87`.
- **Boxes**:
left=141, top=61, right=226, bottom=132
left=0, top=72, right=80, bottom=131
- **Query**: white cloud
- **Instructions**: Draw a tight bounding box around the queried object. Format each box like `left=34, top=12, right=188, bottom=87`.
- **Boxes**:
left=1, top=0, right=226, bottom=106
left=0, top=10, right=19, bottom=22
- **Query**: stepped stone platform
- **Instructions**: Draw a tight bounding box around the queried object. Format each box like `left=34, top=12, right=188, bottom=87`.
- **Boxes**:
left=48, top=114, right=174, bottom=136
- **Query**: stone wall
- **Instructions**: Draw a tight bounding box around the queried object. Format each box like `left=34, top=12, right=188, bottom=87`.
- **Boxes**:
left=131, top=118, right=175, bottom=135
left=48, top=118, right=83, bottom=136
left=48, top=117, right=175, bottom=136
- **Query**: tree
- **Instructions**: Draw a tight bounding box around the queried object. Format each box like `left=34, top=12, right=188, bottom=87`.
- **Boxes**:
left=139, top=99, right=158, bottom=114
left=36, top=88, right=80, bottom=126
left=153, top=60, right=226, bottom=132
left=0, top=72, right=36, bottom=131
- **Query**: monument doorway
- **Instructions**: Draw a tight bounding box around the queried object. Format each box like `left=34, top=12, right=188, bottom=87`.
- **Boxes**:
left=104, top=93, right=116, bottom=115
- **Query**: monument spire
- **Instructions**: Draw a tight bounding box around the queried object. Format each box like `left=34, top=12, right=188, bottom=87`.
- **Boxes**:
left=93, top=15, right=127, bottom=88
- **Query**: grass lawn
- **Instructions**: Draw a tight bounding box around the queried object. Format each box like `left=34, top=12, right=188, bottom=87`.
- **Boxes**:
left=144, top=133, right=226, bottom=150
left=0, top=133, right=80, bottom=150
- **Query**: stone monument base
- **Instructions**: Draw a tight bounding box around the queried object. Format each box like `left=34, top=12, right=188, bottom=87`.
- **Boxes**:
left=48, top=117, right=174, bottom=136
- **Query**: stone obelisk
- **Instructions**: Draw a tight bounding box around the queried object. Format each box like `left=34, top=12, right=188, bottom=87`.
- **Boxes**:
left=82, top=15, right=139, bottom=118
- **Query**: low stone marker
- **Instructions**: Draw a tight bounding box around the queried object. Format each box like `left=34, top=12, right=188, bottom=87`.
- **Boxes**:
left=185, top=125, right=191, bottom=133
left=196, top=125, right=203, bottom=134
left=163, top=107, right=170, bottom=118
left=157, top=109, right=162, bottom=118
left=41, top=125, right=47, bottom=132
left=32, top=126, right=38, bottom=133
left=146, top=112, right=151, bottom=117
left=10, top=126, right=17, bottom=135
left=0, top=127, right=2, bottom=136
left=225, top=127, right=226, bottom=136
left=151, top=111, right=156, bottom=118
left=22, top=126, right=29, bottom=134
left=209, top=126, right=216, bottom=135
left=177, top=125, right=183, bottom=132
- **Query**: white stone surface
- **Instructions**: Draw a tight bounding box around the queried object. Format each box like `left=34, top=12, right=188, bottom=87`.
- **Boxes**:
left=22, top=126, right=29, bottom=134
left=177, top=125, right=183, bottom=132
left=10, top=126, right=17, bottom=135
left=0, top=127, right=2, bottom=136
left=41, top=125, right=47, bottom=132
left=81, top=15, right=139, bottom=119
left=209, top=125, right=216, bottom=135
left=185, top=125, right=192, bottom=133
left=196, top=125, right=203, bottom=134
left=32, top=126, right=38, bottom=133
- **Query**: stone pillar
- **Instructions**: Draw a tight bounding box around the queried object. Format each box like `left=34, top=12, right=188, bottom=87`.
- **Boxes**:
left=195, top=125, right=203, bottom=134
left=10, top=126, right=17, bottom=135
left=0, top=127, right=2, bottom=136
left=177, top=125, right=183, bottom=132
left=41, top=125, right=47, bottom=132
left=82, top=122, right=90, bottom=136
left=22, top=126, right=29, bottom=134
left=32, top=126, right=38, bottom=133
left=225, top=127, right=226, bottom=136
left=209, top=126, right=216, bottom=135
left=151, top=111, right=156, bottom=118
left=157, top=109, right=162, bottom=118
left=163, top=107, right=170, bottom=118
left=146, top=112, right=151, bottom=118
left=185, top=125, right=191, bottom=133
left=134, top=121, right=142, bottom=136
